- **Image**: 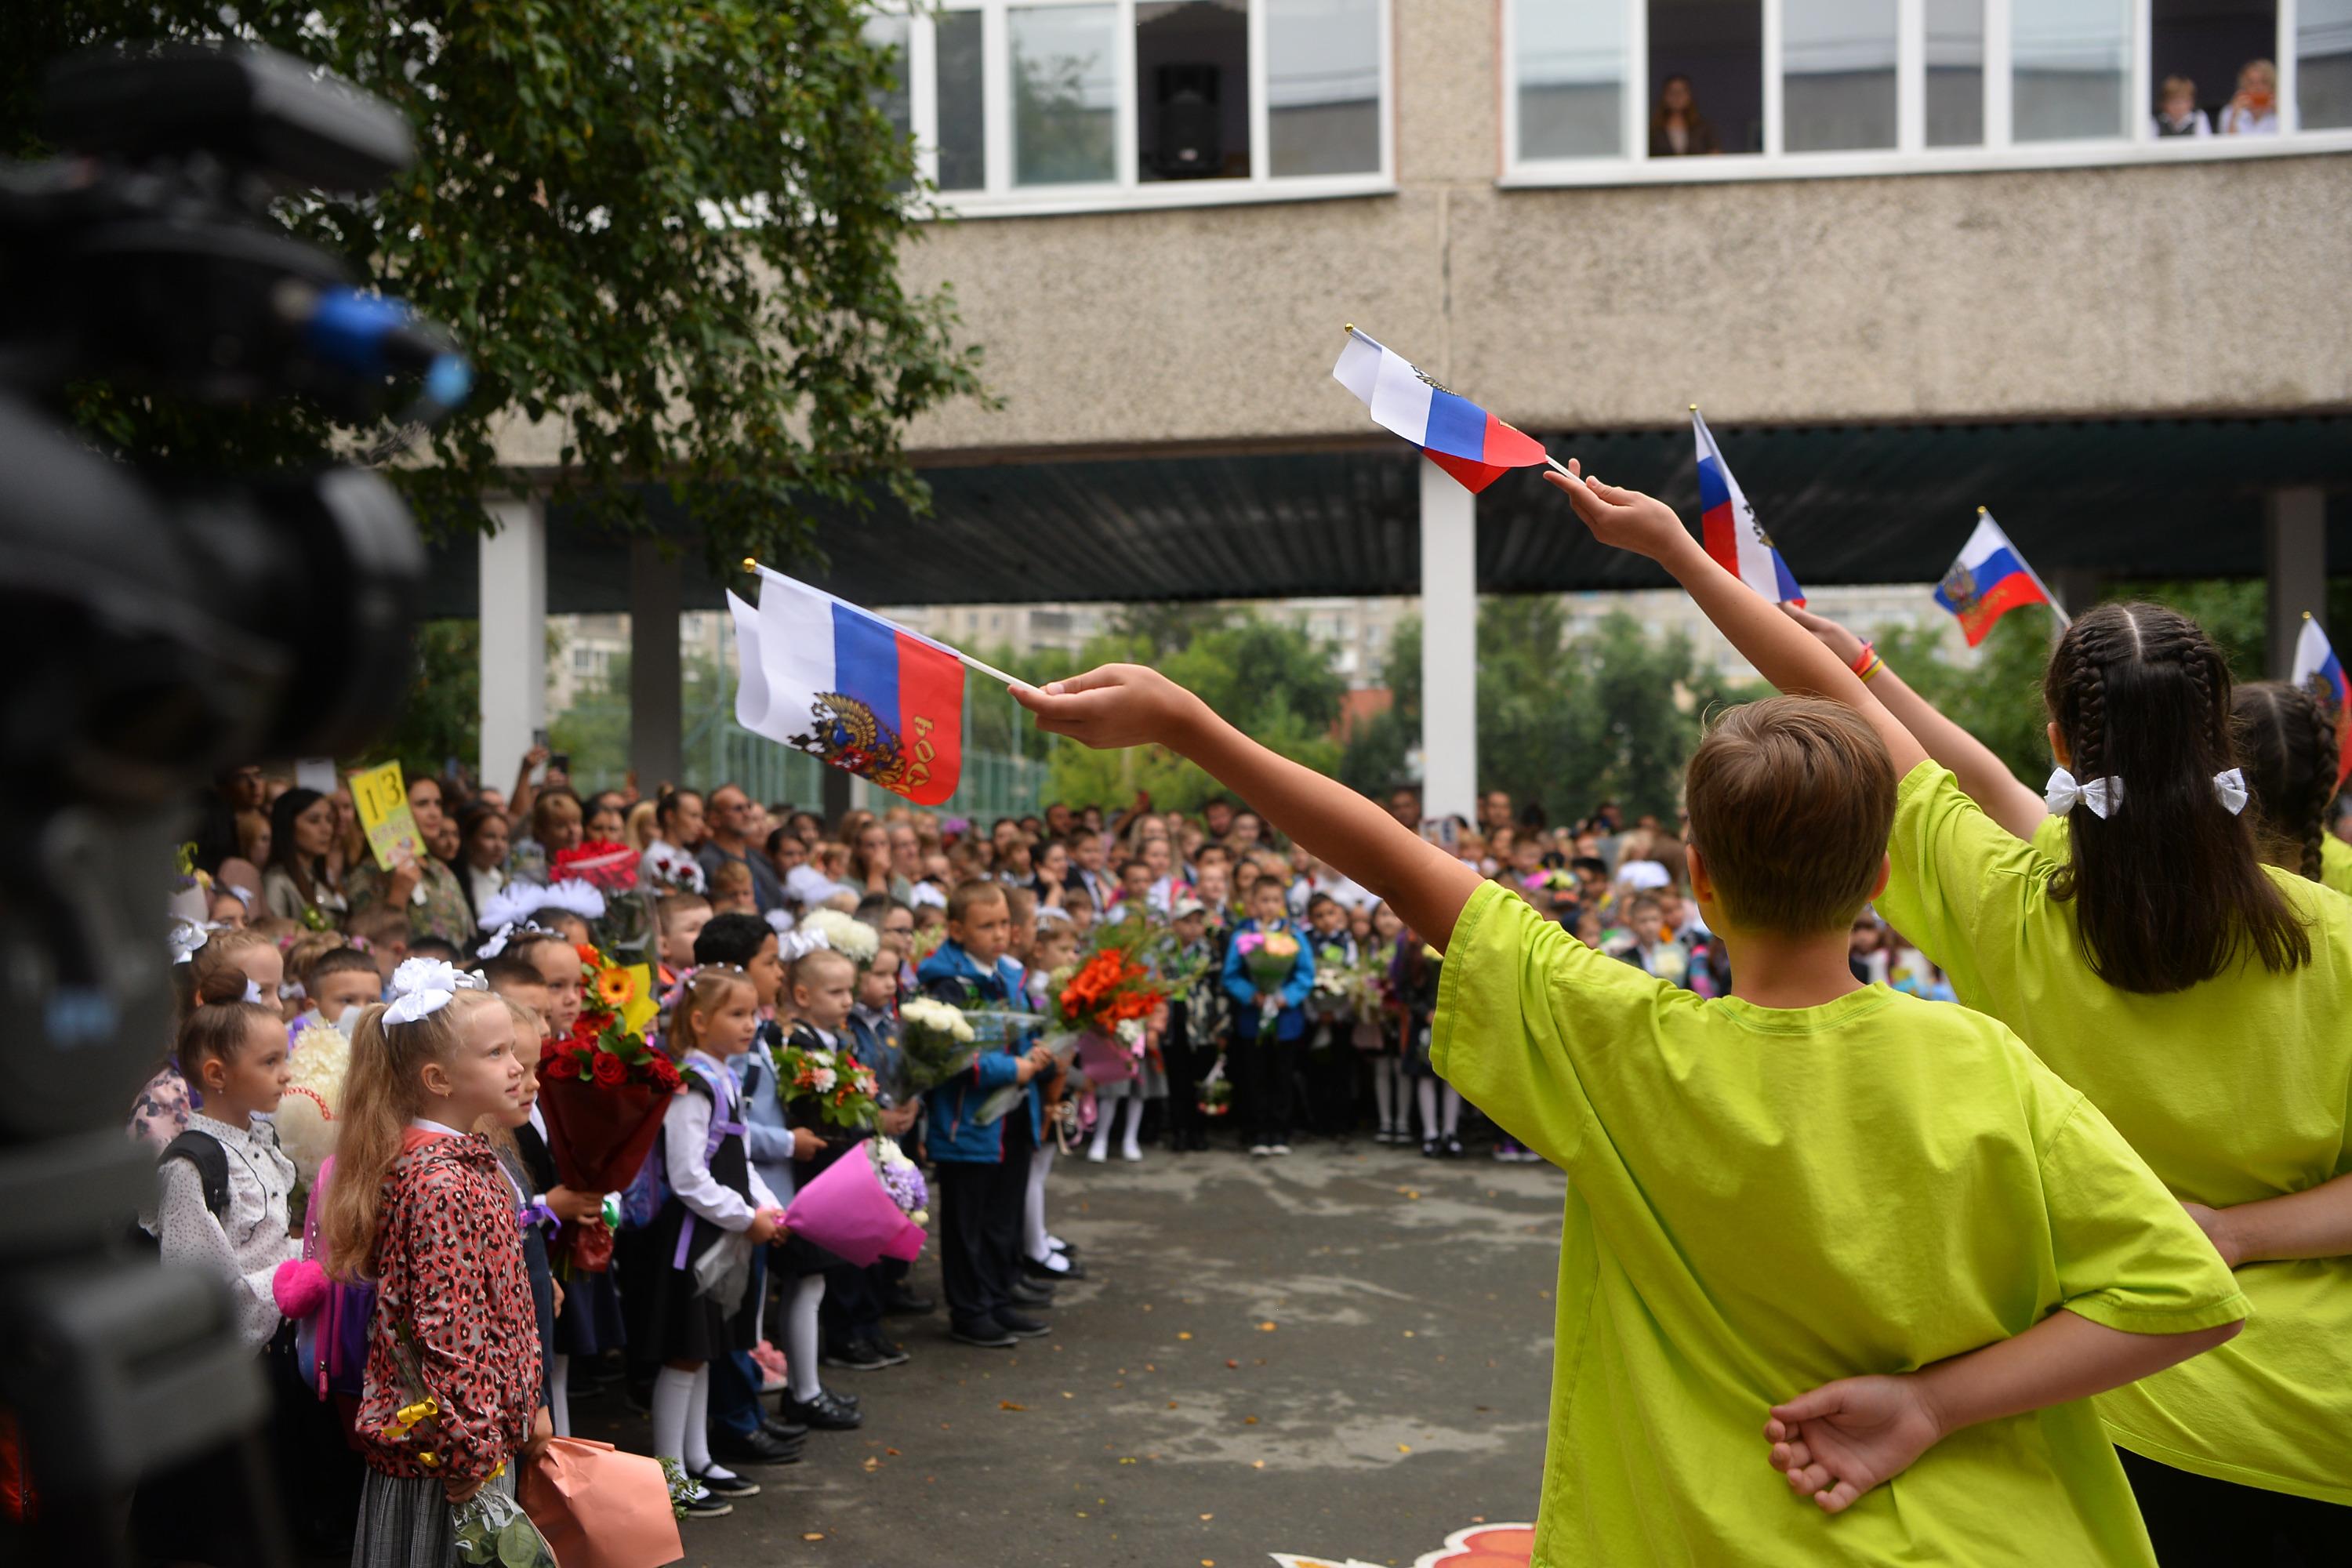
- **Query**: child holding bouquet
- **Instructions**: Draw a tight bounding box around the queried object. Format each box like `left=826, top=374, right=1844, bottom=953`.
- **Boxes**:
left=322, top=973, right=549, bottom=1563
left=648, top=965, right=787, bottom=1517
left=1160, top=898, right=1227, bottom=1155
left=1221, top=877, right=1315, bottom=1156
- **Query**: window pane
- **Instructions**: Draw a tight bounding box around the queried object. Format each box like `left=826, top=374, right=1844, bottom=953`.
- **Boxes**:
left=2152, top=0, right=2278, bottom=136
left=2305, top=0, right=2352, bottom=128
left=863, top=15, right=914, bottom=192
left=937, top=9, right=987, bottom=191
left=1925, top=0, right=1984, bottom=145
left=1648, top=0, right=1765, bottom=154
left=1138, top=0, right=1249, bottom=180
left=1518, top=0, right=1628, bottom=158
left=2013, top=0, right=2129, bottom=141
left=1268, top=0, right=1383, bottom=174
left=1783, top=0, right=1896, bottom=151
left=1011, top=3, right=1119, bottom=185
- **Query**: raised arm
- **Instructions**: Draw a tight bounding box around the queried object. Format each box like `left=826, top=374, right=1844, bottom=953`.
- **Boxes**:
left=1014, top=672, right=1486, bottom=951
left=2186, top=1174, right=2352, bottom=1267
left=1784, top=605, right=2049, bottom=840
left=1766, top=1307, right=2241, bottom=1514
left=1544, top=466, right=1927, bottom=775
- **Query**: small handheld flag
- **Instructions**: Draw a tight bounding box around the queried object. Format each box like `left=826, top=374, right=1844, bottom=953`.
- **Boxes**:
left=1933, top=510, right=2069, bottom=646
left=2289, top=615, right=2350, bottom=786
left=1333, top=326, right=1552, bottom=493
left=1692, top=408, right=1804, bottom=605
left=730, top=564, right=1013, bottom=807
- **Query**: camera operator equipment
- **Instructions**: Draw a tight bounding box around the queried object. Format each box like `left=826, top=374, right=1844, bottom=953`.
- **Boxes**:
left=0, top=42, right=465, bottom=1566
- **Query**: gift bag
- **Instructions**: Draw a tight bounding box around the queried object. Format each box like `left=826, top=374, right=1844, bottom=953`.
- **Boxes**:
left=517, top=1438, right=684, bottom=1568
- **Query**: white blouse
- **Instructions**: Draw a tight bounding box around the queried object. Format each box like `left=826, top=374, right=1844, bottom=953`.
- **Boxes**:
left=666, top=1051, right=780, bottom=1231
left=154, top=1111, right=300, bottom=1350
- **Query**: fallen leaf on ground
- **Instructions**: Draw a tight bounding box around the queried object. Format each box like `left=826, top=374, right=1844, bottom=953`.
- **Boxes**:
left=1225, top=1359, right=1239, bottom=1369
left=1243, top=1416, right=1258, bottom=1425
left=1000, top=1401, right=1027, bottom=1411
left=1258, top=1321, right=1277, bottom=1331
left=1200, top=1513, right=1214, bottom=1520
left=1251, top=1460, right=1266, bottom=1469
left=802, top=1533, right=825, bottom=1541
left=1398, top=1443, right=1412, bottom=1454
left=1178, top=1331, right=1193, bottom=1340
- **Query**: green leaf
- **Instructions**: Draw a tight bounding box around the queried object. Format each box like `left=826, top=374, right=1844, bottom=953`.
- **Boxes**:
left=497, top=1515, right=548, bottom=1567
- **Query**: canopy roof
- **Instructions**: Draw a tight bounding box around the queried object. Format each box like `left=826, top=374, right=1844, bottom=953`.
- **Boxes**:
left=422, top=414, right=2352, bottom=617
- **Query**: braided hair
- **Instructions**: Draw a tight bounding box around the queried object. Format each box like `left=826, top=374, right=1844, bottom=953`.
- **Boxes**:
left=2042, top=603, right=2311, bottom=993
left=2231, top=681, right=2341, bottom=883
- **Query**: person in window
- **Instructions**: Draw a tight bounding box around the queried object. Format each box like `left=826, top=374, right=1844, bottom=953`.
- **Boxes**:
left=1648, top=76, right=1721, bottom=158
left=2217, top=58, right=2279, bottom=135
left=2153, top=75, right=2211, bottom=137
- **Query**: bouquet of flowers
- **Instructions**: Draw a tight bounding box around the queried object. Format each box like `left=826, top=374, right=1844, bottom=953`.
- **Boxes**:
left=1232, top=927, right=1301, bottom=1036
left=800, top=907, right=880, bottom=966
left=898, top=996, right=981, bottom=1093
left=1196, top=1055, right=1232, bottom=1119
left=539, top=943, right=678, bottom=1270
left=454, top=1486, right=557, bottom=1568
left=772, top=1035, right=881, bottom=1131
left=780, top=1134, right=929, bottom=1265
left=873, top=1134, right=929, bottom=1228
left=553, top=840, right=639, bottom=893
left=1308, top=939, right=1357, bottom=1020
left=1052, top=946, right=1163, bottom=1050
left=277, top=1019, right=351, bottom=1185
left=641, top=843, right=706, bottom=895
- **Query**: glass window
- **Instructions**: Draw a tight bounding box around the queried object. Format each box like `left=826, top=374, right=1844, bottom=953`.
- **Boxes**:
left=936, top=9, right=988, bottom=191
left=2013, top=0, right=2129, bottom=141
left=1266, top=0, right=1383, bottom=174
left=1518, top=0, right=1629, bottom=158
left=1647, top=0, right=1765, bottom=154
left=1783, top=0, right=1897, bottom=151
left=864, top=16, right=914, bottom=145
left=1011, top=3, right=1120, bottom=186
left=2152, top=0, right=2277, bottom=136
left=2305, top=0, right=2352, bottom=128
left=1138, top=0, right=1250, bottom=180
left=1925, top=0, right=1984, bottom=145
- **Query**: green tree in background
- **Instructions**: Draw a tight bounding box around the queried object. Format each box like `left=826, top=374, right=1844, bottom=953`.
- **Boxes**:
left=550, top=648, right=733, bottom=796
left=362, top=621, right=481, bottom=783
left=5, top=1, right=984, bottom=568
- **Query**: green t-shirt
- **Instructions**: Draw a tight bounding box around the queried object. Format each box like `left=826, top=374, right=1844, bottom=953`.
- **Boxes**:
left=1431, top=881, right=2244, bottom=1567
left=1879, top=762, right=2352, bottom=1502
left=2323, top=833, right=2352, bottom=899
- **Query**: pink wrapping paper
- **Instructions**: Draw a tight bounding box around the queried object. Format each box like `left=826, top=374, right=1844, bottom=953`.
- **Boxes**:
left=517, top=1437, right=683, bottom=1568
left=783, top=1148, right=927, bottom=1267
left=1073, top=1028, right=1138, bottom=1085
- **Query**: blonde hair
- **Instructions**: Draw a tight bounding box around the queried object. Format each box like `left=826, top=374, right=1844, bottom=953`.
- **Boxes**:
left=187, top=927, right=278, bottom=1011
left=321, top=990, right=503, bottom=1278
left=668, top=967, right=757, bottom=1058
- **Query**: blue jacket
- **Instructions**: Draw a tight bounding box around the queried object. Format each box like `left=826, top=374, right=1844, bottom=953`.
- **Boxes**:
left=1222, top=917, right=1318, bottom=1042
left=917, top=941, right=1041, bottom=1162
left=848, top=1005, right=909, bottom=1107
left=733, top=1031, right=798, bottom=1203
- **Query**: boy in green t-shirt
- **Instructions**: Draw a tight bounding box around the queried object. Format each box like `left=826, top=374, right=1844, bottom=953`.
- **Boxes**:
left=1017, top=665, right=2246, bottom=1566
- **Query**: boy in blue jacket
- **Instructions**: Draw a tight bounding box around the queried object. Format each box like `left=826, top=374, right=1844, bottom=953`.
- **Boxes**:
left=918, top=881, right=1054, bottom=1348
left=1221, top=875, right=1318, bottom=1156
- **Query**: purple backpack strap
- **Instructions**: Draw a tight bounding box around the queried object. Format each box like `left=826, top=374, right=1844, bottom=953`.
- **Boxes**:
left=670, top=1060, right=750, bottom=1270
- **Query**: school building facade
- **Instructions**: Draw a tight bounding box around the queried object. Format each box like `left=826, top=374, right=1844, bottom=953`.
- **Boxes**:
left=464, top=0, right=2352, bottom=820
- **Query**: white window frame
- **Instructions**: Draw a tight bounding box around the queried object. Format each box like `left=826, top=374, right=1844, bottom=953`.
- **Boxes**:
left=888, top=0, right=1396, bottom=219
left=1501, top=0, right=2352, bottom=187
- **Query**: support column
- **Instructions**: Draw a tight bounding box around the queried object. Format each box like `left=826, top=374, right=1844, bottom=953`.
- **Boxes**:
left=2266, top=486, right=2327, bottom=678
left=2047, top=568, right=2104, bottom=627
left=478, top=493, right=546, bottom=798
left=628, top=539, right=684, bottom=793
left=1418, top=462, right=1478, bottom=828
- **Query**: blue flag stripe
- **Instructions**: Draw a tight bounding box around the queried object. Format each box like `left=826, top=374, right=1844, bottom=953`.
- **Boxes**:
left=830, top=602, right=902, bottom=733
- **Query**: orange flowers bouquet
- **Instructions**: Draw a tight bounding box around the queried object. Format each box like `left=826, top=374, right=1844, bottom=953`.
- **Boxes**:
left=1052, top=946, right=1163, bottom=1047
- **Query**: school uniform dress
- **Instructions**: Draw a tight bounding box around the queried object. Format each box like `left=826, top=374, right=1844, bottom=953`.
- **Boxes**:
left=645, top=1051, right=780, bottom=1363
left=351, top=1125, right=539, bottom=1568
left=1434, top=880, right=2247, bottom=1567
left=1900, top=771, right=2352, bottom=1519
left=499, top=1131, right=561, bottom=1414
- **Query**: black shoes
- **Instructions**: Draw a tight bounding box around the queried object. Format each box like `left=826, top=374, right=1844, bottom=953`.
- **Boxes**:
left=1022, top=1253, right=1088, bottom=1282
left=760, top=1413, right=809, bottom=1443
left=694, top=1468, right=760, bottom=1497
left=680, top=1490, right=733, bottom=1519
left=1009, top=1279, right=1056, bottom=1307
left=880, top=1286, right=937, bottom=1315
left=993, top=1308, right=1051, bottom=1338
left=822, top=1338, right=911, bottom=1370
left=710, top=1425, right=803, bottom=1468
left=950, top=1319, right=1018, bottom=1348
left=780, top=1388, right=863, bottom=1430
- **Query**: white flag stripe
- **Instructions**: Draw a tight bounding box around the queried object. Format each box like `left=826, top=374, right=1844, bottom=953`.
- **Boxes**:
left=2293, top=618, right=2336, bottom=688
left=1332, top=330, right=1384, bottom=404
left=727, top=590, right=772, bottom=735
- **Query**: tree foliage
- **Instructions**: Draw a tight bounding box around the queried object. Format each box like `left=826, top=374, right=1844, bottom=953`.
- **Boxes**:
left=4, top=1, right=985, bottom=564
left=361, top=619, right=481, bottom=782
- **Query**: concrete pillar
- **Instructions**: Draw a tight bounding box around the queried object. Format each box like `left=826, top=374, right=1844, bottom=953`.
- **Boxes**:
left=1418, top=461, right=1478, bottom=828
left=2266, top=486, right=2327, bottom=678
left=628, top=539, right=684, bottom=793
left=478, top=493, right=546, bottom=797
left=2047, top=568, right=2103, bottom=622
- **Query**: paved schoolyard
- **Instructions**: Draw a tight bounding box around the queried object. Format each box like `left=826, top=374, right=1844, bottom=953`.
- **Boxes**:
left=569, top=1139, right=1567, bottom=1568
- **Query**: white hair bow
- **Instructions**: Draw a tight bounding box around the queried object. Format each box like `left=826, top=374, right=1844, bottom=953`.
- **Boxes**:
left=475, top=920, right=546, bottom=960
left=2211, top=768, right=2249, bottom=816
left=384, top=956, right=488, bottom=1025
left=168, top=918, right=213, bottom=966
left=2044, top=767, right=2124, bottom=820
left=778, top=927, right=834, bottom=964
left=243, top=978, right=267, bottom=1004
left=906, top=882, right=948, bottom=911
left=763, top=907, right=798, bottom=938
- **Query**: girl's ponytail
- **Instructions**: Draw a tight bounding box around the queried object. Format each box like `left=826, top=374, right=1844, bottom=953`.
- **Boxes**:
left=2232, top=680, right=2341, bottom=883
left=2044, top=603, right=2311, bottom=994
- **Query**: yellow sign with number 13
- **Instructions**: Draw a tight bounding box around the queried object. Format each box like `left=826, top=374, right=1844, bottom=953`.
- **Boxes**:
left=347, top=760, right=423, bottom=873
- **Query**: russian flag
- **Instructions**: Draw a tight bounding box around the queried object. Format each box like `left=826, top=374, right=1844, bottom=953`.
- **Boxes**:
left=728, top=568, right=965, bottom=806
left=2290, top=616, right=2351, bottom=786
left=1692, top=408, right=1803, bottom=605
left=1332, top=328, right=1548, bottom=493
left=1933, top=510, right=2058, bottom=647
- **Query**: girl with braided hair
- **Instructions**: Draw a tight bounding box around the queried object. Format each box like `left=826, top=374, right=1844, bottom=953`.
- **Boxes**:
left=2232, top=681, right=2352, bottom=897
left=1551, top=466, right=2352, bottom=1563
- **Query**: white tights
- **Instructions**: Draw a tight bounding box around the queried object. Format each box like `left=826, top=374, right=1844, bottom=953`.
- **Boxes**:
left=549, top=1352, right=571, bottom=1439
left=1023, top=1144, right=1054, bottom=1261
left=1417, top=1078, right=1461, bottom=1141
left=786, top=1274, right=826, bottom=1402
left=1087, top=1082, right=1146, bottom=1160
left=1370, top=1055, right=1408, bottom=1131
left=651, top=1363, right=727, bottom=1478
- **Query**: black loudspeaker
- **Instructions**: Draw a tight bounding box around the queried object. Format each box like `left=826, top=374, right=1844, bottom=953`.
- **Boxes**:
left=1153, top=62, right=1221, bottom=176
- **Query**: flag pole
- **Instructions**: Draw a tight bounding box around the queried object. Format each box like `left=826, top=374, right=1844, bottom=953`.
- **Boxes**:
left=740, top=559, right=1030, bottom=691
left=1980, top=507, right=2075, bottom=630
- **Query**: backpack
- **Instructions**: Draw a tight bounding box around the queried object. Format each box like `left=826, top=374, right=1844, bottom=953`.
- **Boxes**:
left=617, top=1055, right=739, bottom=1231
left=297, top=1156, right=378, bottom=1399
left=129, top=1130, right=233, bottom=1254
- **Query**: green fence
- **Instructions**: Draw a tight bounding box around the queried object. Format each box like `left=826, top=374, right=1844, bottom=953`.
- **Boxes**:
left=681, top=705, right=1047, bottom=823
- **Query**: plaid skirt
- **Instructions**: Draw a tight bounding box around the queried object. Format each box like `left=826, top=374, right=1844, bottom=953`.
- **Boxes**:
left=350, top=1465, right=514, bottom=1568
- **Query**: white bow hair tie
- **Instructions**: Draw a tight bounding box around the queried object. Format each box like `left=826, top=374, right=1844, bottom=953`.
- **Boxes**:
left=777, top=927, right=834, bottom=963
left=475, top=920, right=546, bottom=960
left=385, top=956, right=488, bottom=1025
left=2212, top=768, right=2249, bottom=816
left=2045, top=767, right=2123, bottom=819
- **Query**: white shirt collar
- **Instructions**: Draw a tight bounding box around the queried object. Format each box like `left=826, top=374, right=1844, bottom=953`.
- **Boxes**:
left=410, top=1116, right=467, bottom=1138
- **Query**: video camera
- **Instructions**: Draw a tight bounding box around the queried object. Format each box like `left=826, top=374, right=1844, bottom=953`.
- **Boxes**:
left=0, top=42, right=456, bottom=1563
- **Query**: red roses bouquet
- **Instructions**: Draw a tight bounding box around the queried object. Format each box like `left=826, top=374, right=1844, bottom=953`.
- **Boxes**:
left=539, top=944, right=677, bottom=1271
left=552, top=840, right=639, bottom=892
